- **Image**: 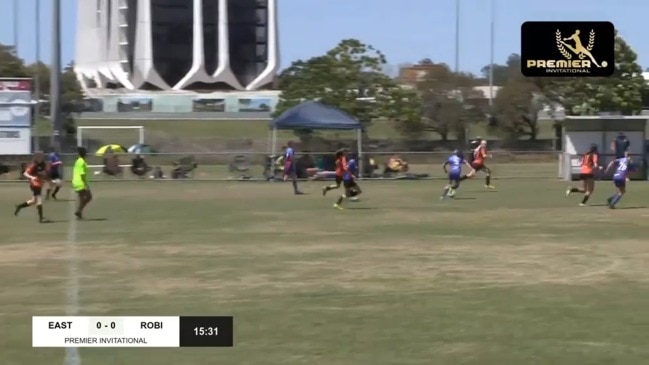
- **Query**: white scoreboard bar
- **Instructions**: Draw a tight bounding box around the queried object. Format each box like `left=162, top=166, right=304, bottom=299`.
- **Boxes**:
left=32, top=316, right=234, bottom=348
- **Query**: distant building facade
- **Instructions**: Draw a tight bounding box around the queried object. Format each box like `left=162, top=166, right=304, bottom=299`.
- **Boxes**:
left=74, top=0, right=279, bottom=93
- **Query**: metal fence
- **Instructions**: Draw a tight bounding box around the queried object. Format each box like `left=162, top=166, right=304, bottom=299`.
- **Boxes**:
left=0, top=151, right=560, bottom=182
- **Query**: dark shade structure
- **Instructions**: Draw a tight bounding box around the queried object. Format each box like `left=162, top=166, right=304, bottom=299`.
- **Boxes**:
left=269, top=101, right=364, bottom=176
left=270, top=101, right=361, bottom=130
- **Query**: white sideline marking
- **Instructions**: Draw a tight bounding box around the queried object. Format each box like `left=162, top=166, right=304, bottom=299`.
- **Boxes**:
left=64, top=195, right=81, bottom=365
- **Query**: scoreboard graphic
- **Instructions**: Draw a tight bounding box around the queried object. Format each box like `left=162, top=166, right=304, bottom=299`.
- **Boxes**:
left=32, top=316, right=234, bottom=348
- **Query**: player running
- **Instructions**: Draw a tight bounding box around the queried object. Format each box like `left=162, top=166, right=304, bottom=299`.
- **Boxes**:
left=333, top=156, right=361, bottom=210
left=466, top=140, right=495, bottom=189
left=283, top=141, right=302, bottom=195
left=322, top=148, right=347, bottom=196
left=441, top=150, right=474, bottom=199
left=45, top=150, right=63, bottom=200
left=72, top=146, right=93, bottom=219
left=566, top=143, right=601, bottom=206
left=604, top=156, right=635, bottom=209
left=14, top=151, right=48, bottom=223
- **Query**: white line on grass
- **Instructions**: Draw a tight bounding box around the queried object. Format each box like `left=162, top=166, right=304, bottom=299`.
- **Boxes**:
left=64, top=196, right=81, bottom=365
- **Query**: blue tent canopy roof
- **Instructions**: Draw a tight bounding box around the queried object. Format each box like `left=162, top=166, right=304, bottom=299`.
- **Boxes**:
left=270, top=101, right=362, bottom=130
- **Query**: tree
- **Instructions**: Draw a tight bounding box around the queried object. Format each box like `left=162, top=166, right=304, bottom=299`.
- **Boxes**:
left=395, top=62, right=484, bottom=141
left=0, top=44, right=28, bottom=77
left=61, top=62, right=84, bottom=112
left=480, top=53, right=521, bottom=86
left=537, top=33, right=647, bottom=115
left=491, top=77, right=546, bottom=140
left=275, top=39, right=415, bottom=136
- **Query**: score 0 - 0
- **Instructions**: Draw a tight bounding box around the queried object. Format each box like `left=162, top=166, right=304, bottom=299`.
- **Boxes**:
left=88, top=317, right=124, bottom=335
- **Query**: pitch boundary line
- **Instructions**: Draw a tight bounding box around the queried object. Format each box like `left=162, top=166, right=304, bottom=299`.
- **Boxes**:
left=64, top=195, right=81, bottom=365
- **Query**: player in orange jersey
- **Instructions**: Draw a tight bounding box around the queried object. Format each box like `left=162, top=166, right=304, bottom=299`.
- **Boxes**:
left=566, top=143, right=602, bottom=206
left=322, top=148, right=347, bottom=196
left=465, top=140, right=495, bottom=189
left=14, top=151, right=48, bottom=222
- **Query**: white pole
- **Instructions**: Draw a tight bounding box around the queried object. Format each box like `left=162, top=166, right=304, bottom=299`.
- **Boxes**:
left=488, top=0, right=495, bottom=106
left=139, top=127, right=144, bottom=144
left=271, top=128, right=277, bottom=157
left=13, top=0, right=19, bottom=52
left=357, top=128, right=363, bottom=180
left=77, top=128, right=82, bottom=147
left=454, top=0, right=460, bottom=73
left=33, top=0, right=41, bottom=152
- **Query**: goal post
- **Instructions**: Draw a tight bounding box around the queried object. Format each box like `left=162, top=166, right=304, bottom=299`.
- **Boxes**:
left=77, top=126, right=145, bottom=148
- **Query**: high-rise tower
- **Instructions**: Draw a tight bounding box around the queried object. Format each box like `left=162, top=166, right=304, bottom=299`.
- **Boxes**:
left=74, top=0, right=278, bottom=92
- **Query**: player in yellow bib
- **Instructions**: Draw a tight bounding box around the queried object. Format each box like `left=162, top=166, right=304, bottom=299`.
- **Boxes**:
left=72, top=147, right=93, bottom=219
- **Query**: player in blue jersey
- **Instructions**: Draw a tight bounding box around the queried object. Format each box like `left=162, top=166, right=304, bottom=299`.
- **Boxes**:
left=604, top=156, right=635, bottom=209
left=282, top=141, right=302, bottom=195
left=45, top=150, right=63, bottom=200
left=441, top=150, right=474, bottom=199
left=333, top=156, right=361, bottom=210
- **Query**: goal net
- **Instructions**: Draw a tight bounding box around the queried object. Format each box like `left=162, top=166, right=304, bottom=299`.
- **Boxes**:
left=77, top=126, right=145, bottom=150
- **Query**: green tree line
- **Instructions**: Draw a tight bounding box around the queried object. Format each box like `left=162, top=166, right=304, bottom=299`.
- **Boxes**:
left=275, top=33, right=648, bottom=142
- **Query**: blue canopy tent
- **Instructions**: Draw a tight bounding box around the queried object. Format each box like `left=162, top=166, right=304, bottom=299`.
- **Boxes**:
left=269, top=101, right=364, bottom=177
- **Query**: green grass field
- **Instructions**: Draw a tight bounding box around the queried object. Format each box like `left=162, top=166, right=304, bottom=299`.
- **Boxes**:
left=35, top=118, right=559, bottom=142
left=1, top=178, right=649, bottom=364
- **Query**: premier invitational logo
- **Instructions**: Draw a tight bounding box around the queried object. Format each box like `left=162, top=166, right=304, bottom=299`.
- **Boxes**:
left=521, top=21, right=615, bottom=77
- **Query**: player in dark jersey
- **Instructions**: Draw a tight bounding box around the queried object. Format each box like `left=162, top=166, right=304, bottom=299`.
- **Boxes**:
left=14, top=152, right=48, bottom=223
left=333, top=157, right=361, bottom=210
left=323, top=149, right=347, bottom=196
left=283, top=141, right=302, bottom=195
left=604, top=156, right=635, bottom=209
left=45, top=151, right=63, bottom=200
left=441, top=150, right=474, bottom=199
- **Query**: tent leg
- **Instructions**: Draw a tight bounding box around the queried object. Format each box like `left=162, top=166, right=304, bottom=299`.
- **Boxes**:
left=357, top=129, right=363, bottom=180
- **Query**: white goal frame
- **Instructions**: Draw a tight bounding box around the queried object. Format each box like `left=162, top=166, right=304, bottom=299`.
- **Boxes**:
left=77, top=126, right=144, bottom=147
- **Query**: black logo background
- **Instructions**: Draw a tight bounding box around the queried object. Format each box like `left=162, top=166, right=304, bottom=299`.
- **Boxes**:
left=521, top=21, right=615, bottom=77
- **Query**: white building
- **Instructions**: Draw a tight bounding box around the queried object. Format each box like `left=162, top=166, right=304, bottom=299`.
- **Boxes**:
left=74, top=0, right=279, bottom=93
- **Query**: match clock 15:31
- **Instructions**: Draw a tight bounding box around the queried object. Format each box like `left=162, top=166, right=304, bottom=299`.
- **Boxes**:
left=194, top=326, right=218, bottom=336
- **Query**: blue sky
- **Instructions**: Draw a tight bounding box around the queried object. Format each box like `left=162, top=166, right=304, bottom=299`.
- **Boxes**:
left=3, top=0, right=649, bottom=76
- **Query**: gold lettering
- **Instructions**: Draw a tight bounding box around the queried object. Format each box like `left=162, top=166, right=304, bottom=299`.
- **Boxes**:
left=526, top=59, right=594, bottom=68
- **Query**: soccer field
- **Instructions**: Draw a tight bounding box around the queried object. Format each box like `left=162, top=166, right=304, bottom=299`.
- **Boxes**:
left=1, top=179, right=649, bottom=365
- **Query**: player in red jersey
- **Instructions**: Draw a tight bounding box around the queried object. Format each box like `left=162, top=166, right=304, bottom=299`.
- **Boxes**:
left=14, top=151, right=48, bottom=222
left=465, top=140, right=495, bottom=189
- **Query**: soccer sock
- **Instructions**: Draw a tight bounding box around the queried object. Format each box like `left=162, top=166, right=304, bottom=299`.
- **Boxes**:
left=326, top=184, right=338, bottom=190
left=581, top=194, right=590, bottom=204
left=612, top=194, right=622, bottom=206
left=485, top=175, right=491, bottom=186
left=292, top=180, right=299, bottom=192
left=570, top=188, right=582, bottom=193
left=52, top=186, right=60, bottom=196
left=460, top=175, right=468, bottom=181
left=17, top=201, right=30, bottom=209
left=36, top=205, right=43, bottom=220
left=45, top=189, right=51, bottom=199
left=336, top=195, right=344, bottom=205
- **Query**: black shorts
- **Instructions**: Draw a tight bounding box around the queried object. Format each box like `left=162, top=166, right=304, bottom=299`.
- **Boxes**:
left=30, top=185, right=42, bottom=196
left=335, top=175, right=343, bottom=185
left=49, top=171, right=61, bottom=180
left=579, top=173, right=595, bottom=180
left=343, top=179, right=357, bottom=189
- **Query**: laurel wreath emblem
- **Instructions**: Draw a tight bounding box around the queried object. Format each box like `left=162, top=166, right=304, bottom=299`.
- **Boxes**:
left=556, top=30, right=572, bottom=59
left=556, top=29, right=596, bottom=60
left=580, top=29, right=596, bottom=59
